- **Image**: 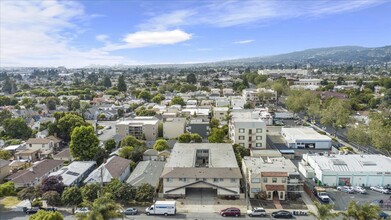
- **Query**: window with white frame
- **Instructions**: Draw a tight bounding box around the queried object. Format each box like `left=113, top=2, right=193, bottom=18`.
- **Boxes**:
left=231, top=178, right=236, bottom=183
left=256, top=128, right=262, bottom=133
left=256, top=136, right=262, bottom=140
left=251, top=178, right=260, bottom=183
left=239, top=128, right=245, bottom=133
left=282, top=178, right=286, bottom=183
left=272, top=178, right=277, bottom=183
left=251, top=188, right=260, bottom=193
left=239, top=136, right=245, bottom=140
left=256, top=143, right=262, bottom=147
left=166, top=178, right=172, bottom=182
left=263, top=177, right=268, bottom=183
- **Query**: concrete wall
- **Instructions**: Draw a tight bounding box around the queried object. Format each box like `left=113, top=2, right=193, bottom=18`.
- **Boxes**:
left=163, top=119, right=186, bottom=139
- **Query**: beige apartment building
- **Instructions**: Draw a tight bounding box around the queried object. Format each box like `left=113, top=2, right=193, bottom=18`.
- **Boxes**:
left=116, top=116, right=159, bottom=141
left=161, top=143, right=242, bottom=198
left=229, top=112, right=266, bottom=149
left=163, top=117, right=186, bottom=139
left=213, top=107, right=229, bottom=124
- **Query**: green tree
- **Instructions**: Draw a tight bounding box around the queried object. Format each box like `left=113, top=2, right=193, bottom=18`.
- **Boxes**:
left=340, top=201, right=379, bottom=220
left=45, top=97, right=59, bottom=111
left=18, top=187, right=38, bottom=206
left=321, top=99, right=351, bottom=136
left=151, top=93, right=165, bottom=103
left=190, top=133, right=202, bottom=143
left=272, top=81, right=288, bottom=103
left=30, top=210, right=63, bottom=220
left=121, top=135, right=145, bottom=148
left=210, top=118, right=220, bottom=129
left=70, top=126, right=100, bottom=161
left=0, top=109, right=12, bottom=126
left=153, top=139, right=170, bottom=151
left=57, top=113, right=88, bottom=142
left=178, top=133, right=191, bottom=143
left=0, top=181, right=16, bottom=197
left=308, top=202, right=338, bottom=220
left=243, top=102, right=252, bottom=109
left=80, top=195, right=121, bottom=220
left=62, top=186, right=83, bottom=209
left=103, top=76, right=112, bottom=88
left=119, top=146, right=134, bottom=159
left=104, top=139, right=116, bottom=153
left=347, top=125, right=372, bottom=150
left=208, top=128, right=225, bottom=143
left=3, top=117, right=32, bottom=139
left=40, top=176, right=64, bottom=194
left=42, top=191, right=62, bottom=206
left=117, top=74, right=127, bottom=92
left=0, top=150, right=11, bottom=160
left=171, top=96, right=185, bottom=106
left=186, top=73, right=197, bottom=84
left=67, top=99, right=81, bottom=111
left=138, top=90, right=152, bottom=101
left=368, top=113, right=391, bottom=152
left=81, top=183, right=102, bottom=202
left=115, top=183, right=136, bottom=204
left=2, top=76, right=17, bottom=94
left=135, top=183, right=155, bottom=202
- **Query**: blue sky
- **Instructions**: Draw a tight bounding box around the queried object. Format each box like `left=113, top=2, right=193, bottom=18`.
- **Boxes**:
left=1, top=0, right=390, bottom=67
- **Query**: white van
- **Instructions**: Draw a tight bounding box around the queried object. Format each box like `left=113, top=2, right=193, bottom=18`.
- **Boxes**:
left=145, top=201, right=176, bottom=216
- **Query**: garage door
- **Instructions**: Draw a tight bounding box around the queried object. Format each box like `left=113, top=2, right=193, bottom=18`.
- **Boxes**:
left=186, top=188, right=217, bottom=201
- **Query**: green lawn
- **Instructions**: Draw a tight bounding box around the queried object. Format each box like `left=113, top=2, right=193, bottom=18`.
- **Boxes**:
left=0, top=196, right=21, bottom=209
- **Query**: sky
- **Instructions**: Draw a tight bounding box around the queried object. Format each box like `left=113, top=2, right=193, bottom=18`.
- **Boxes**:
left=1, top=0, right=390, bottom=68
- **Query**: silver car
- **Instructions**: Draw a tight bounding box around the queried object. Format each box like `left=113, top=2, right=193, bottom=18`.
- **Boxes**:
left=353, top=186, right=367, bottom=194
left=337, top=186, right=355, bottom=194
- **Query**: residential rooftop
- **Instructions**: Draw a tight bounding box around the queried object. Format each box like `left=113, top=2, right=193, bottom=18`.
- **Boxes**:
left=126, top=161, right=165, bottom=187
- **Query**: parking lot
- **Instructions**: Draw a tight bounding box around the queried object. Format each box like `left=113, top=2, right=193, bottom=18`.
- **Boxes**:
left=326, top=188, right=391, bottom=210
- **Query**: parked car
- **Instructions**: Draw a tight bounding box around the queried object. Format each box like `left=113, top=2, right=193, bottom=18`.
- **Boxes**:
left=44, top=207, right=57, bottom=212
left=370, top=186, right=390, bottom=194
left=337, top=186, right=355, bottom=194
left=247, top=207, right=266, bottom=217
left=379, top=211, right=389, bottom=219
left=25, top=207, right=41, bottom=215
left=220, top=207, right=241, bottom=217
left=353, top=186, right=367, bottom=194
left=75, top=207, right=90, bottom=214
left=371, top=199, right=384, bottom=207
left=271, top=210, right=293, bottom=218
left=122, top=207, right=138, bottom=215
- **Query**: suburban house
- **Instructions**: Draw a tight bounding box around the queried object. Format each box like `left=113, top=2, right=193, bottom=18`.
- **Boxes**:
left=163, top=117, right=186, bottom=139
left=242, top=156, right=301, bottom=200
left=0, top=159, right=11, bottom=183
left=116, top=117, right=159, bottom=141
left=299, top=154, right=391, bottom=187
left=143, top=149, right=171, bottom=161
left=161, top=143, right=242, bottom=198
left=187, top=119, right=210, bottom=139
left=281, top=127, right=332, bottom=149
left=14, top=149, right=41, bottom=162
left=84, top=156, right=131, bottom=184
left=49, top=161, right=96, bottom=186
left=52, top=148, right=72, bottom=161
left=25, top=136, right=62, bottom=156
left=126, top=161, right=166, bottom=189
left=6, top=159, right=65, bottom=188
left=229, top=112, right=267, bottom=149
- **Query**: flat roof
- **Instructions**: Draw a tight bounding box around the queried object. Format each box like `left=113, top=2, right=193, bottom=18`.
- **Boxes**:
left=165, top=143, right=238, bottom=168
left=243, top=156, right=298, bottom=174
left=281, top=127, right=331, bottom=141
left=306, top=154, right=391, bottom=173
left=117, top=117, right=159, bottom=125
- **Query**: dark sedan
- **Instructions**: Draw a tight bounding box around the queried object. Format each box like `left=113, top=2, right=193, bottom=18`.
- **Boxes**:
left=271, top=210, right=293, bottom=218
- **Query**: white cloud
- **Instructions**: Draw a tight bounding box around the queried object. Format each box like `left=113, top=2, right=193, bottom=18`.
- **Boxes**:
left=234, top=40, right=254, bottom=44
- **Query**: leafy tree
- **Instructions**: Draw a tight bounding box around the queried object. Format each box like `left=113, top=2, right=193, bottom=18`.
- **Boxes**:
left=103, top=76, right=112, bottom=88
left=45, top=97, right=59, bottom=110
left=135, top=183, right=155, bottom=202
left=153, top=139, right=170, bottom=151
left=0, top=181, right=16, bottom=197
left=151, top=93, right=165, bottom=103
left=178, top=133, right=191, bottom=143
left=138, top=90, right=152, bottom=101
left=210, top=118, right=220, bottom=128
left=233, top=144, right=250, bottom=158
left=67, top=99, right=81, bottom=111
left=117, top=74, right=127, bottom=92
left=62, top=186, right=83, bottom=208
left=347, top=125, right=372, bottom=150
left=109, top=182, right=136, bottom=204
left=368, top=113, right=391, bottom=152
left=57, top=113, right=88, bottom=142
left=81, top=195, right=121, bottom=220
left=3, top=117, right=32, bottom=139
left=243, top=102, right=252, bottom=109
left=18, top=187, right=38, bottom=206
left=120, top=135, right=145, bottom=148
left=81, top=183, right=102, bottom=202
left=70, top=126, right=100, bottom=161
left=340, top=201, right=379, bottom=220
left=40, top=176, right=65, bottom=194
left=30, top=210, right=63, bottom=220
left=321, top=99, right=351, bottom=136
left=104, top=139, right=116, bottom=153
left=272, top=82, right=288, bottom=103
left=186, top=73, right=197, bottom=84
left=208, top=128, right=225, bottom=143
left=190, top=133, right=202, bottom=143
left=308, top=202, right=338, bottom=220
left=0, top=109, right=12, bottom=126
left=42, top=191, right=62, bottom=206
left=0, top=150, right=11, bottom=160
left=119, top=146, right=134, bottom=160
left=2, top=76, right=17, bottom=94
left=171, top=96, right=185, bottom=106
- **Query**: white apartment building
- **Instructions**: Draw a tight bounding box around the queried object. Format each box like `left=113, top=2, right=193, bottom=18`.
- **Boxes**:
left=242, top=88, right=277, bottom=106
left=213, top=107, right=229, bottom=124
left=229, top=112, right=266, bottom=149
left=116, top=117, right=159, bottom=141
left=258, top=69, right=309, bottom=76
left=163, top=118, right=186, bottom=139
left=230, top=96, right=246, bottom=109
left=161, top=143, right=242, bottom=198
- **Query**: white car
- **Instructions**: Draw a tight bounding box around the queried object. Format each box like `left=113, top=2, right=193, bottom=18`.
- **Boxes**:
left=337, top=186, right=355, bottom=194
left=354, top=186, right=367, bottom=194
left=370, top=186, right=390, bottom=194
left=75, top=207, right=90, bottom=214
left=247, top=207, right=266, bottom=217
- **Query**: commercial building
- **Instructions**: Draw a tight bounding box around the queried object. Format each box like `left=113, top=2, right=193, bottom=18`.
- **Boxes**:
left=299, top=154, right=391, bottom=187
left=281, top=127, right=331, bottom=149
left=163, top=118, right=186, bottom=139
left=242, top=157, right=301, bottom=200
left=230, top=112, right=266, bottom=149
left=161, top=143, right=242, bottom=198
left=116, top=117, right=159, bottom=141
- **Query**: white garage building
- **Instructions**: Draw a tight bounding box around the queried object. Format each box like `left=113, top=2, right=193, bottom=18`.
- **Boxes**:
left=281, top=127, right=331, bottom=149
left=299, top=154, right=391, bottom=187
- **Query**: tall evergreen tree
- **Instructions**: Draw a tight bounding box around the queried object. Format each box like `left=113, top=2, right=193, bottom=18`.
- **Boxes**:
left=117, top=74, right=127, bottom=92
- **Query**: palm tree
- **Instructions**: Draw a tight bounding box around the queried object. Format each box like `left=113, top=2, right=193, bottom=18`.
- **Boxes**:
left=308, top=201, right=339, bottom=220
left=340, top=201, right=380, bottom=220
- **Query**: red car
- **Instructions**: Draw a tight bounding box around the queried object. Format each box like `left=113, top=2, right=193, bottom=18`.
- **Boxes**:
left=220, top=207, right=241, bottom=217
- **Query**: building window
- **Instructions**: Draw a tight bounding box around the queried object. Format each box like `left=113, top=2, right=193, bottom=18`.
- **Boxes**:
left=214, top=178, right=219, bottom=182
left=203, top=178, right=207, bottom=181
left=256, top=136, right=262, bottom=140
left=282, top=178, right=286, bottom=183
left=239, top=136, right=245, bottom=140
left=263, top=177, right=268, bottom=183
left=251, top=188, right=260, bottom=193
left=196, top=178, right=200, bottom=181
left=166, top=178, right=172, bottom=182
left=179, top=178, right=187, bottom=182
left=231, top=178, right=236, bottom=183
left=251, top=178, right=260, bottom=183
left=256, top=143, right=262, bottom=148
left=239, top=128, right=245, bottom=133
left=256, top=128, right=262, bottom=133
left=239, top=143, right=245, bottom=147
left=272, top=178, right=277, bottom=183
